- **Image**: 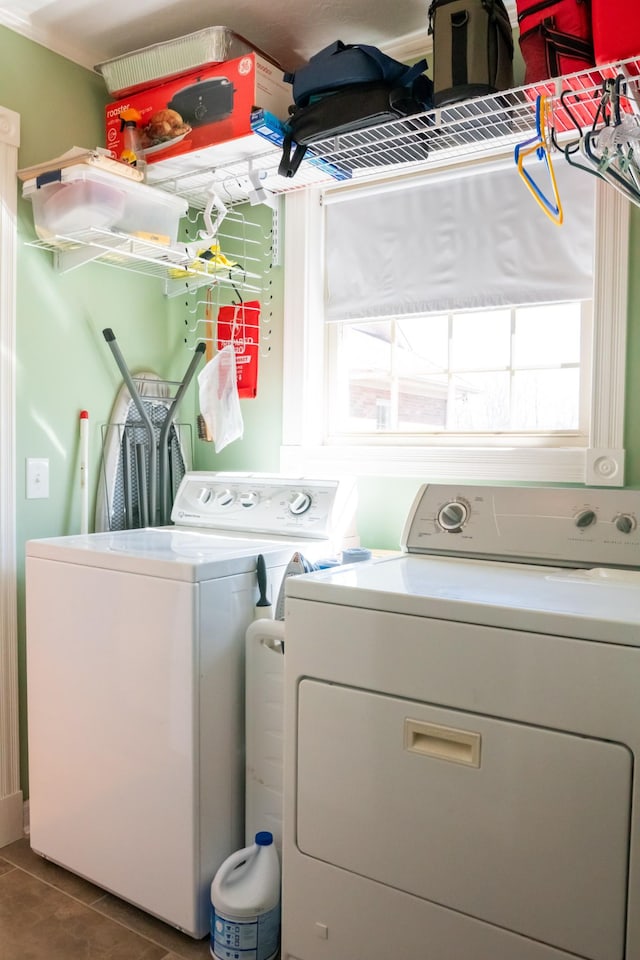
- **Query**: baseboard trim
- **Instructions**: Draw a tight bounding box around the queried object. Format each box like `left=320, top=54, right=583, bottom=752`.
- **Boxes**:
left=0, top=790, right=24, bottom=846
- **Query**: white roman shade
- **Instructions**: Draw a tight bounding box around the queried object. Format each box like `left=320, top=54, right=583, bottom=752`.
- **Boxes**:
left=324, top=156, right=595, bottom=322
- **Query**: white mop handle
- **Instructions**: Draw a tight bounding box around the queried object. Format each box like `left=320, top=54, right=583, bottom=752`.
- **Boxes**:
left=80, top=410, right=89, bottom=534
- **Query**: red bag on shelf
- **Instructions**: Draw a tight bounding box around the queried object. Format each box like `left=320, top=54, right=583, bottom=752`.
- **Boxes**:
left=217, top=301, right=261, bottom=399
left=592, top=0, right=640, bottom=65
left=516, top=0, right=595, bottom=83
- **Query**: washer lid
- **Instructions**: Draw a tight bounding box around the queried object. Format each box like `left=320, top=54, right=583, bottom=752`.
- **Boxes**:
left=285, top=554, right=640, bottom=645
left=26, top=527, right=306, bottom=581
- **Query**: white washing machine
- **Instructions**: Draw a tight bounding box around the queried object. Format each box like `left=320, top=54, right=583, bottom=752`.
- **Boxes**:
left=282, top=484, right=640, bottom=960
left=25, top=471, right=356, bottom=939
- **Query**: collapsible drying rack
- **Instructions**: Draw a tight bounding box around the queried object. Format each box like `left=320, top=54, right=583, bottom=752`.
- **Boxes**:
left=99, top=329, right=205, bottom=530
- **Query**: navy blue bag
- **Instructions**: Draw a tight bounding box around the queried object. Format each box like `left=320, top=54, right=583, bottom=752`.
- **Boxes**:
left=278, top=41, right=433, bottom=179
left=284, top=40, right=429, bottom=107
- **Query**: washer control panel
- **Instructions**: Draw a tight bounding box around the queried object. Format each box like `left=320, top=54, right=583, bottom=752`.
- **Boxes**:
left=403, top=484, right=640, bottom=568
left=171, top=471, right=358, bottom=545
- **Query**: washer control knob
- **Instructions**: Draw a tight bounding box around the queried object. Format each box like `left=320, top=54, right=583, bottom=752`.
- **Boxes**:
left=437, top=500, right=468, bottom=533
left=288, top=492, right=312, bottom=516
left=240, top=491, right=259, bottom=509
left=198, top=487, right=212, bottom=504
left=615, top=513, right=636, bottom=534
left=214, top=489, right=235, bottom=508
left=575, top=509, right=597, bottom=529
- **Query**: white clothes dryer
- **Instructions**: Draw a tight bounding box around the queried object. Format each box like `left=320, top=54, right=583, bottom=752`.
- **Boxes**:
left=282, top=484, right=640, bottom=960
left=25, top=471, right=356, bottom=939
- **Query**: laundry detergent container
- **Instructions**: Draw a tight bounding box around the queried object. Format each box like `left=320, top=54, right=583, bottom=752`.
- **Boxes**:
left=23, top=164, right=188, bottom=243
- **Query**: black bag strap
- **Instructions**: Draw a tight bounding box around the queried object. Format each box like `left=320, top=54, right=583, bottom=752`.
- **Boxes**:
left=278, top=133, right=308, bottom=178
left=486, top=0, right=515, bottom=86
left=488, top=1, right=515, bottom=55
left=450, top=9, right=470, bottom=88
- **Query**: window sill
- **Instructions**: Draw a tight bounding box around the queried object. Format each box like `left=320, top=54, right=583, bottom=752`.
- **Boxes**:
left=280, top=444, right=625, bottom=486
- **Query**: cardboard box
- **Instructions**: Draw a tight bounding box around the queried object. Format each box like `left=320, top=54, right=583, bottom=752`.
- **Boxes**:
left=105, top=53, right=291, bottom=167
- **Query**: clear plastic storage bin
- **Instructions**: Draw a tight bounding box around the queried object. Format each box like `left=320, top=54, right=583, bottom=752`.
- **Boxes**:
left=22, top=164, right=188, bottom=243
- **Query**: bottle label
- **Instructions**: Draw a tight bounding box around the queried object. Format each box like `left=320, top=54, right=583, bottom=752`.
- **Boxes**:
left=211, top=903, right=280, bottom=960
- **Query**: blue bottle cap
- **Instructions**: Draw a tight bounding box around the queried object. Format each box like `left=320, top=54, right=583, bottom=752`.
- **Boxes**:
left=255, top=831, right=273, bottom=846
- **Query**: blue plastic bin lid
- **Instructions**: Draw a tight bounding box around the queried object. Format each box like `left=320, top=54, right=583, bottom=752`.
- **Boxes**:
left=255, top=831, right=273, bottom=846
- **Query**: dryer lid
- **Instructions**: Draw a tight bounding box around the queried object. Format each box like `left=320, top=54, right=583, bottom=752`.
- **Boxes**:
left=285, top=552, right=640, bottom=645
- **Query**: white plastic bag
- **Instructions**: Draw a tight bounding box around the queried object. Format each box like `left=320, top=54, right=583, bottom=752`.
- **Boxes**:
left=198, top=344, right=244, bottom=453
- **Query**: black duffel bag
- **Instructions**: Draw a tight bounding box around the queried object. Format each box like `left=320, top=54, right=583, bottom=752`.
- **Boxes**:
left=278, top=77, right=433, bottom=179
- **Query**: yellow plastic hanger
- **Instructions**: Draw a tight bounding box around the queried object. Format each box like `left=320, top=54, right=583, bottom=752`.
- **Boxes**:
left=514, top=95, right=563, bottom=226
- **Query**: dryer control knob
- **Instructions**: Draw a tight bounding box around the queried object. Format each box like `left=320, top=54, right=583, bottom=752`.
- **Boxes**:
left=615, top=513, right=636, bottom=534
left=575, top=509, right=597, bottom=529
left=288, top=492, right=312, bottom=516
left=198, top=487, right=212, bottom=504
left=240, top=491, right=259, bottom=509
left=437, top=500, right=468, bottom=533
left=215, top=489, right=235, bottom=507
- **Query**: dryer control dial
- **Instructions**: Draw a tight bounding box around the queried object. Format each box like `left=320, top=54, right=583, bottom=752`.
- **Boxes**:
left=575, top=509, right=597, bottom=529
left=288, top=492, right=312, bottom=516
left=239, top=491, right=259, bottom=509
left=437, top=500, right=469, bottom=533
left=615, top=513, right=636, bottom=534
left=198, top=487, right=212, bottom=504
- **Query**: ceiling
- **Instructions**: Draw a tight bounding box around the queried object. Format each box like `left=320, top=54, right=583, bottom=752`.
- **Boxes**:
left=0, top=0, right=430, bottom=76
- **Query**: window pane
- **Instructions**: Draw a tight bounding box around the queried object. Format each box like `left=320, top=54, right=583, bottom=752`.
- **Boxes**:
left=397, top=315, right=448, bottom=370
left=513, top=304, right=581, bottom=368
left=451, top=311, right=511, bottom=370
left=450, top=372, right=511, bottom=431
left=397, top=375, right=448, bottom=430
left=339, top=324, right=392, bottom=431
left=329, top=303, right=585, bottom=436
left=512, top=369, right=580, bottom=430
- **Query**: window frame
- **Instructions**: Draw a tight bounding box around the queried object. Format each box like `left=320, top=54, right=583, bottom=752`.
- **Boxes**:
left=281, top=165, right=629, bottom=486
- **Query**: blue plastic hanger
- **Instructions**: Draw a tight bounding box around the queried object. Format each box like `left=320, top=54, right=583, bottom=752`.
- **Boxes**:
left=514, top=95, right=563, bottom=226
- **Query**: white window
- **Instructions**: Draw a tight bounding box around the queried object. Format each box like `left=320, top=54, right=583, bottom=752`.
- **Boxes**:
left=281, top=155, right=629, bottom=486
left=328, top=303, right=590, bottom=437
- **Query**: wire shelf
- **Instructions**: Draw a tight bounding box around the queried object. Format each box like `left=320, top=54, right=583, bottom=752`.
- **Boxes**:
left=147, top=139, right=346, bottom=208
left=150, top=56, right=640, bottom=202
left=305, top=57, right=640, bottom=179
left=25, top=56, right=640, bottom=290
left=27, top=226, right=265, bottom=296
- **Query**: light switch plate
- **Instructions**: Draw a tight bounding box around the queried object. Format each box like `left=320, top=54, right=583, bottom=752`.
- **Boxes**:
left=26, top=458, right=49, bottom=499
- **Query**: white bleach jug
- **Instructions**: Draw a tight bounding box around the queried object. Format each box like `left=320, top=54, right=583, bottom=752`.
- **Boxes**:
left=210, top=831, right=280, bottom=960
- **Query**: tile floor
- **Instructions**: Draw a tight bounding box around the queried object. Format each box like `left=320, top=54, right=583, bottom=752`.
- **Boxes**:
left=0, top=836, right=211, bottom=960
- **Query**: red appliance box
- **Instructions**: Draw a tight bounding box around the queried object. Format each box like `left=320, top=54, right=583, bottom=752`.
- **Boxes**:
left=105, top=53, right=291, bottom=166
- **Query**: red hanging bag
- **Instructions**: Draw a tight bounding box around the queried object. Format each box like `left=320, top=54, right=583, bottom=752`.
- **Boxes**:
left=216, top=301, right=261, bottom=399
left=517, top=0, right=595, bottom=83
left=592, top=0, right=640, bottom=65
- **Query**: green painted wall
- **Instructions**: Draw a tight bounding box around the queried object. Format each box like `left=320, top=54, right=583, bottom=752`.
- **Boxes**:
left=1, top=26, right=185, bottom=794
left=2, top=24, right=639, bottom=801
